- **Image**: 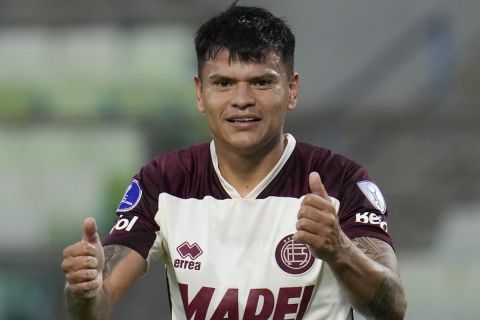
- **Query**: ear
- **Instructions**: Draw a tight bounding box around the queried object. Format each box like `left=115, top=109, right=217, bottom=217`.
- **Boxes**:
left=194, top=75, right=205, bottom=113
left=287, top=73, right=300, bottom=110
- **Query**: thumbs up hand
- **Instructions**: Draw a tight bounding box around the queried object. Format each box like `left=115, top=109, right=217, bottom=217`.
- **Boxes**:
left=62, top=217, right=105, bottom=298
left=293, top=172, right=349, bottom=262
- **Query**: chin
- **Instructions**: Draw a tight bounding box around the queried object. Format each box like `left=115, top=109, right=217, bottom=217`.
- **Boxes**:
left=230, top=137, right=280, bottom=155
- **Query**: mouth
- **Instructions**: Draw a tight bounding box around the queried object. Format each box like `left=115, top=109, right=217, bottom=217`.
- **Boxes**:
left=226, top=117, right=261, bottom=123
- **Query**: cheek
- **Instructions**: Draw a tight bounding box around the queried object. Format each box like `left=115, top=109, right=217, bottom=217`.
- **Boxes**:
left=273, top=103, right=290, bottom=127
left=202, top=89, right=228, bottom=110
left=201, top=102, right=223, bottom=130
left=265, top=93, right=290, bottom=119
left=270, top=86, right=291, bottom=108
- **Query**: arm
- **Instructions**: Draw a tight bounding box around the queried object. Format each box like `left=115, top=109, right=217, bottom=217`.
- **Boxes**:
left=349, top=237, right=405, bottom=318
left=62, top=218, right=147, bottom=320
left=325, top=234, right=406, bottom=319
left=294, top=173, right=406, bottom=319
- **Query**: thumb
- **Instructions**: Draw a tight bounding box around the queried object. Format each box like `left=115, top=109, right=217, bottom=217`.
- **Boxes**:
left=308, top=172, right=330, bottom=200
left=82, top=217, right=99, bottom=244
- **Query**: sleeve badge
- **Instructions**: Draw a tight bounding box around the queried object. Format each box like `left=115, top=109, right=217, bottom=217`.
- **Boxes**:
left=356, top=180, right=387, bottom=214
left=117, top=179, right=143, bottom=212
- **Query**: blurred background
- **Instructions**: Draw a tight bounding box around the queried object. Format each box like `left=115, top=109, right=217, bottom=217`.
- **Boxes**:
left=0, top=0, right=479, bottom=319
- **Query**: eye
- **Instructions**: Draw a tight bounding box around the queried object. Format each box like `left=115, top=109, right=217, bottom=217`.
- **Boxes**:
left=213, top=80, right=232, bottom=87
left=253, top=79, right=272, bottom=87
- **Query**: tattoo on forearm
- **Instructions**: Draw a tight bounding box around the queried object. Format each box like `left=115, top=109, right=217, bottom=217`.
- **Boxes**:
left=353, top=237, right=405, bottom=319
left=103, top=245, right=130, bottom=279
left=368, top=274, right=403, bottom=319
left=353, top=237, right=396, bottom=271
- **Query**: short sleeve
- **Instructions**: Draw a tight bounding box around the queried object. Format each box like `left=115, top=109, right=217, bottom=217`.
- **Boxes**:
left=103, top=159, right=161, bottom=259
left=338, top=162, right=394, bottom=248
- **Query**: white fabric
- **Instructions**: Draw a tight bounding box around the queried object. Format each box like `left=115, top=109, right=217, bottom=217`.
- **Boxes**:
left=152, top=194, right=348, bottom=320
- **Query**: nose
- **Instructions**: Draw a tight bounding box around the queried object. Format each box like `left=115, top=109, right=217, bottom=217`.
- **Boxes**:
left=230, top=83, right=255, bottom=109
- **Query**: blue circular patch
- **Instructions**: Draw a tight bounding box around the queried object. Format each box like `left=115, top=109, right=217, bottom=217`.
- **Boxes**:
left=117, top=179, right=142, bottom=212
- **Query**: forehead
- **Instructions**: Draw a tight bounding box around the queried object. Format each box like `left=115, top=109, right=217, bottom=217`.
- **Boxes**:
left=201, top=49, right=287, bottom=78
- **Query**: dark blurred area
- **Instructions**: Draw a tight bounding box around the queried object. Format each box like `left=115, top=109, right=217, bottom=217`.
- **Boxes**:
left=0, top=0, right=479, bottom=319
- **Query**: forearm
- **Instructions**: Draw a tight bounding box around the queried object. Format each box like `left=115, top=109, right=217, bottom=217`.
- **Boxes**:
left=65, top=284, right=112, bottom=320
left=328, top=235, right=406, bottom=319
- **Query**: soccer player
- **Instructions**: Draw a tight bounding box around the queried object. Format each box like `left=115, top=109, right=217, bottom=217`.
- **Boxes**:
left=61, top=4, right=406, bottom=320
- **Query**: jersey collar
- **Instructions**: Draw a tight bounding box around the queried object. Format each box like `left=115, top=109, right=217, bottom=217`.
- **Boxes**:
left=210, top=133, right=297, bottom=199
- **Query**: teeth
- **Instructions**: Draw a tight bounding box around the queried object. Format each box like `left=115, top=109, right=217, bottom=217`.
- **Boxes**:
left=231, top=118, right=257, bottom=122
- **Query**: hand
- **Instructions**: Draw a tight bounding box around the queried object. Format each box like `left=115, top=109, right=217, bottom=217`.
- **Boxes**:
left=62, top=217, right=105, bottom=298
left=294, top=172, right=348, bottom=262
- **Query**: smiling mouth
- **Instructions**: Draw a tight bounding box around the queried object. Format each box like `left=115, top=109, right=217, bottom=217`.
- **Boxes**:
left=227, top=118, right=260, bottom=123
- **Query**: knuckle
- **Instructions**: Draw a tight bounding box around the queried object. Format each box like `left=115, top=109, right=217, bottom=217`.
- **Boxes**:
left=78, top=270, right=88, bottom=281
left=81, top=269, right=96, bottom=281
left=86, top=256, right=98, bottom=268
left=293, top=231, right=301, bottom=242
left=69, top=269, right=98, bottom=285
left=84, top=280, right=99, bottom=292
left=295, top=220, right=301, bottom=230
left=61, top=260, right=70, bottom=272
left=298, top=206, right=311, bottom=218
left=66, top=272, right=80, bottom=284
left=70, top=282, right=93, bottom=295
left=82, top=282, right=93, bottom=291
left=89, top=269, right=99, bottom=279
left=294, top=230, right=306, bottom=242
left=324, top=201, right=336, bottom=213
left=303, top=194, right=314, bottom=203
left=82, top=243, right=94, bottom=254
left=296, top=219, right=308, bottom=230
left=65, top=273, right=73, bottom=283
left=325, top=213, right=337, bottom=226
left=62, top=247, right=70, bottom=258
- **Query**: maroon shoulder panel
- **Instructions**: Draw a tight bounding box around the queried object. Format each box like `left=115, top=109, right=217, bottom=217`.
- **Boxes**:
left=258, top=142, right=393, bottom=247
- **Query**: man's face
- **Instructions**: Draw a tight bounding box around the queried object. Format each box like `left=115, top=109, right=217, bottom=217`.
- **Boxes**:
left=194, top=49, right=300, bottom=155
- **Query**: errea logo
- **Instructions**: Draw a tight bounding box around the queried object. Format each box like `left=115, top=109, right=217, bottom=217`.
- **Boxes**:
left=177, top=242, right=203, bottom=260
left=174, top=242, right=203, bottom=271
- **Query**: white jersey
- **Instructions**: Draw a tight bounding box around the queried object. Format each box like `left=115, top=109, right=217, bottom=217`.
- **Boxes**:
left=105, top=134, right=392, bottom=319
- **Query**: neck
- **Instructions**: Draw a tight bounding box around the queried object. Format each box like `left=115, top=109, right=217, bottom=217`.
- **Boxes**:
left=215, top=135, right=287, bottom=197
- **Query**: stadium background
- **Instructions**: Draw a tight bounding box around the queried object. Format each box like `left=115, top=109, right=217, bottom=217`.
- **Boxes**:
left=0, top=0, right=479, bottom=319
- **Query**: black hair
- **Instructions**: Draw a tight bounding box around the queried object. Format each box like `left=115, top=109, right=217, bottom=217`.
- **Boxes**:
left=194, top=3, right=295, bottom=77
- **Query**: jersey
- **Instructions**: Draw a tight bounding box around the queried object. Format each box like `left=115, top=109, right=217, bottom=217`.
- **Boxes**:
left=104, top=134, right=392, bottom=320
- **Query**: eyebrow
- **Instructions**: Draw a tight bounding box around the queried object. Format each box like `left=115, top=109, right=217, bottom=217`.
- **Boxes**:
left=207, top=70, right=281, bottom=82
left=207, top=74, right=234, bottom=82
left=250, top=73, right=279, bottom=82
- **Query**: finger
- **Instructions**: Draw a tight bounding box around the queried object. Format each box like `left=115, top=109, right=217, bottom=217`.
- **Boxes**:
left=63, top=242, right=97, bottom=259
left=82, top=217, right=99, bottom=245
left=296, top=218, right=323, bottom=235
left=67, top=279, right=101, bottom=296
left=62, top=256, right=99, bottom=273
left=308, top=172, right=330, bottom=201
left=296, top=214, right=336, bottom=236
left=65, top=269, right=99, bottom=285
left=300, top=196, right=336, bottom=222
left=297, top=201, right=333, bottom=222
left=293, top=230, right=323, bottom=248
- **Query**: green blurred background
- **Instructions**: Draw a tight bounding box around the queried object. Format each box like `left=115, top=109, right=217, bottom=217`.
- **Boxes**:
left=1, top=0, right=479, bottom=319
